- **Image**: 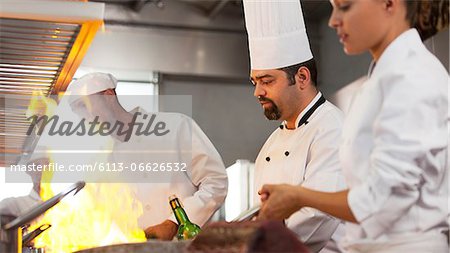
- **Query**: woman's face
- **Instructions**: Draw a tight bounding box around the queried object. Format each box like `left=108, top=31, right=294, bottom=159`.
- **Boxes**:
left=328, top=0, right=391, bottom=55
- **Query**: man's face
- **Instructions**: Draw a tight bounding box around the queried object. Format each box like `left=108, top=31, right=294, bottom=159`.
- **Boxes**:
left=70, top=92, right=110, bottom=122
left=250, top=69, right=297, bottom=121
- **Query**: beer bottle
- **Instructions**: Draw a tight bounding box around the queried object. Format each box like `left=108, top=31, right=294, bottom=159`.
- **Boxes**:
left=169, top=195, right=201, bottom=240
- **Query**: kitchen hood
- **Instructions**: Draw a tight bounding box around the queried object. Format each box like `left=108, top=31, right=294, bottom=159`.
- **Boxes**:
left=0, top=0, right=104, bottom=167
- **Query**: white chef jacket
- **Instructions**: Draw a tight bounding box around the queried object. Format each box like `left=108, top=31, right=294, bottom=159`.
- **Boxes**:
left=0, top=189, right=41, bottom=216
left=27, top=106, right=227, bottom=229
left=254, top=92, right=347, bottom=253
left=340, top=29, right=449, bottom=252
left=110, top=108, right=228, bottom=229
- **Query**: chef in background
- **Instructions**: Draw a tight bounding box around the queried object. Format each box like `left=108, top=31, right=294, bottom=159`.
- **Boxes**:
left=34, top=72, right=228, bottom=240
left=258, top=0, right=449, bottom=252
left=243, top=1, right=346, bottom=252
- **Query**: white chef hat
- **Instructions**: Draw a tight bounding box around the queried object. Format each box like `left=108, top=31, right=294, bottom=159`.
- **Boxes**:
left=243, top=0, right=313, bottom=70
left=67, top=72, right=117, bottom=105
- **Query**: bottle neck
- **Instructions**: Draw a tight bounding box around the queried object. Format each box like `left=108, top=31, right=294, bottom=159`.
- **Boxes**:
left=173, top=207, right=190, bottom=225
left=170, top=198, right=190, bottom=225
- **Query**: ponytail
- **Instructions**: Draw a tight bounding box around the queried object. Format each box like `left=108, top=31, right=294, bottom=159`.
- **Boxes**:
left=407, top=0, right=449, bottom=41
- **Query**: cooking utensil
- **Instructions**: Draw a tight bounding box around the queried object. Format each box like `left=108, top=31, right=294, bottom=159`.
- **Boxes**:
left=0, top=181, right=85, bottom=253
left=231, top=205, right=260, bottom=222
left=0, top=215, right=21, bottom=253
left=186, top=220, right=310, bottom=253
left=22, top=224, right=51, bottom=247
left=74, top=240, right=190, bottom=253
left=3, top=181, right=85, bottom=230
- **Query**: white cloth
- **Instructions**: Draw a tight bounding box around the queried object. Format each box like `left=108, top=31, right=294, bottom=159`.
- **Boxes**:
left=254, top=92, right=346, bottom=253
left=344, top=231, right=448, bottom=253
left=340, top=29, right=449, bottom=251
left=110, top=108, right=228, bottom=228
left=0, top=190, right=41, bottom=216
left=67, top=72, right=117, bottom=105
left=243, top=0, right=313, bottom=70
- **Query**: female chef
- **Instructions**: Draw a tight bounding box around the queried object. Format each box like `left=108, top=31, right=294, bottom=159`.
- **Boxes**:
left=257, top=0, right=449, bottom=252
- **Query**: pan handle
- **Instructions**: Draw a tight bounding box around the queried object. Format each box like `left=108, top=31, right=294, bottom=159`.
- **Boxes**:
left=231, top=205, right=261, bottom=222
left=22, top=224, right=51, bottom=246
left=2, top=181, right=85, bottom=230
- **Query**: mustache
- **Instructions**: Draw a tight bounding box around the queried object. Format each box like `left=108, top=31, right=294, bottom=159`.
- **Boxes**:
left=258, top=96, right=275, bottom=104
left=258, top=96, right=281, bottom=120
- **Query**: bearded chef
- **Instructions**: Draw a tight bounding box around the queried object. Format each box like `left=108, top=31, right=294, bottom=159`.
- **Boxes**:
left=243, top=1, right=346, bottom=252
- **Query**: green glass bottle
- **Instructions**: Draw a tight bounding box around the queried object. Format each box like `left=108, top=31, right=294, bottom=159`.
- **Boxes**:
left=169, top=195, right=201, bottom=240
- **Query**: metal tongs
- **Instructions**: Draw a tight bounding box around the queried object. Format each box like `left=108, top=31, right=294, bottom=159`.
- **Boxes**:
left=231, top=205, right=261, bottom=222
left=22, top=224, right=51, bottom=247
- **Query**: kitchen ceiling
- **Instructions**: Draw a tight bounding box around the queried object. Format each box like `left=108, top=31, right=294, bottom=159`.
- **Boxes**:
left=180, top=0, right=332, bottom=22
left=90, top=0, right=332, bottom=28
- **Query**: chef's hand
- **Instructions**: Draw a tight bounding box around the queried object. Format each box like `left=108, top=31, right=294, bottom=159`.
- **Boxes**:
left=144, top=220, right=178, bottom=240
left=257, top=184, right=303, bottom=221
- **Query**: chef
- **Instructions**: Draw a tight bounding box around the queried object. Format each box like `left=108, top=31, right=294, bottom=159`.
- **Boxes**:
left=257, top=0, right=449, bottom=252
left=243, top=1, right=346, bottom=252
left=40, top=72, right=228, bottom=240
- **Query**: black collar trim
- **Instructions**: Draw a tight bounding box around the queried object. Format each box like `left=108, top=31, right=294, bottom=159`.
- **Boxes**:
left=297, top=94, right=326, bottom=128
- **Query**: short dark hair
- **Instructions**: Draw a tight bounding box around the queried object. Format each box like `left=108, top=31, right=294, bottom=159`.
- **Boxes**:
left=278, top=58, right=318, bottom=87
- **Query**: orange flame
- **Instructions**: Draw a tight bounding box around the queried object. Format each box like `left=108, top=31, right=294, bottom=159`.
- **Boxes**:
left=26, top=90, right=146, bottom=252
left=31, top=183, right=146, bottom=252
left=25, top=90, right=57, bottom=120
left=26, top=91, right=58, bottom=199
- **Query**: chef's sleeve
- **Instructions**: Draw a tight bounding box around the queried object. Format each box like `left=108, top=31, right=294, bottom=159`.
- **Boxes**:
left=0, top=190, right=41, bottom=215
left=347, top=72, right=448, bottom=239
left=290, top=111, right=346, bottom=253
left=167, top=117, right=228, bottom=226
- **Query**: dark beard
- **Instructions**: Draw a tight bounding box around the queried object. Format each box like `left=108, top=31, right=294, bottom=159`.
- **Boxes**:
left=259, top=96, right=281, bottom=120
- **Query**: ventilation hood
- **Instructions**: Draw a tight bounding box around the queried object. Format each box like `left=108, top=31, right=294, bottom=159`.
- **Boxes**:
left=0, top=0, right=104, bottom=167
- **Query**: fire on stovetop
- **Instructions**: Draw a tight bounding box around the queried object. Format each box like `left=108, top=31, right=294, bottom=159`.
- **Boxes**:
left=26, top=92, right=147, bottom=252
